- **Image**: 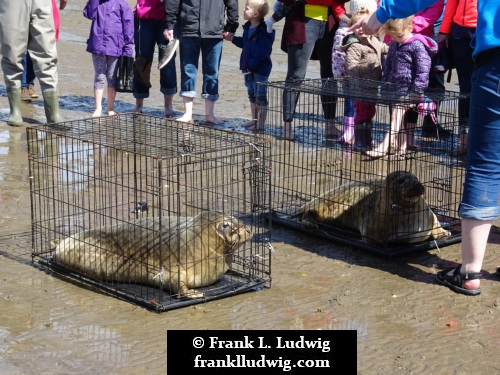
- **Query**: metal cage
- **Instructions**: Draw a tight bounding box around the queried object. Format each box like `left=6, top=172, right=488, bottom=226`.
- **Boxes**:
left=27, top=113, right=272, bottom=312
left=259, top=77, right=468, bottom=256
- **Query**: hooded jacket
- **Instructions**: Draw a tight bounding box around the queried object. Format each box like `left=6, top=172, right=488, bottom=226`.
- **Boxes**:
left=383, top=34, right=438, bottom=93
left=341, top=33, right=388, bottom=81
left=164, top=0, right=239, bottom=38
left=83, top=0, right=134, bottom=57
left=134, top=0, right=164, bottom=20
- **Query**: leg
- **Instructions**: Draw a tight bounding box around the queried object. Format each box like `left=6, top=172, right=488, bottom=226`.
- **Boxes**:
left=242, top=73, right=257, bottom=128
left=157, top=20, right=177, bottom=117
left=439, top=58, right=500, bottom=295
left=338, top=99, right=355, bottom=143
left=366, top=105, right=404, bottom=158
left=91, top=53, right=107, bottom=117
left=178, top=36, right=200, bottom=122
left=132, top=17, right=156, bottom=106
left=200, top=38, right=223, bottom=124
left=105, top=55, right=119, bottom=115
left=283, top=19, right=318, bottom=130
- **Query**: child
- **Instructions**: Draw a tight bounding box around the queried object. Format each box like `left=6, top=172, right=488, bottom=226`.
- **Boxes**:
left=84, top=0, right=134, bottom=117
left=227, top=0, right=275, bottom=131
left=341, top=3, right=387, bottom=149
left=332, top=12, right=356, bottom=143
left=365, top=15, right=437, bottom=158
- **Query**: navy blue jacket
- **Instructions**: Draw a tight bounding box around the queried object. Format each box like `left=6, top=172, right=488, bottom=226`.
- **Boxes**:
left=232, top=21, right=275, bottom=77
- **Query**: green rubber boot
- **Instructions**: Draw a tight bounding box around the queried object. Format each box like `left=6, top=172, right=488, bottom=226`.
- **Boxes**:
left=42, top=90, right=64, bottom=125
left=6, top=88, right=23, bottom=127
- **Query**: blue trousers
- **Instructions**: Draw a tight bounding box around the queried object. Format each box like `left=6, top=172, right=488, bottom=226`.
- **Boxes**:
left=133, top=17, right=177, bottom=99
left=179, top=36, right=223, bottom=101
left=459, top=55, right=500, bottom=221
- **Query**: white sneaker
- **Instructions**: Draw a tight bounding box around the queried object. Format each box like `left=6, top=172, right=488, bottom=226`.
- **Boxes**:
left=158, top=38, right=179, bottom=70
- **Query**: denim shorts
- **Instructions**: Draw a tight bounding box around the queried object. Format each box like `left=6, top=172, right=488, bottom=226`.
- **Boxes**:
left=459, top=54, right=500, bottom=221
left=244, top=73, right=269, bottom=106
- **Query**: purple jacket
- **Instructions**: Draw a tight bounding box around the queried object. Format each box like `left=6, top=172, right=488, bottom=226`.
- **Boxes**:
left=83, top=0, right=134, bottom=57
left=383, top=34, right=438, bottom=93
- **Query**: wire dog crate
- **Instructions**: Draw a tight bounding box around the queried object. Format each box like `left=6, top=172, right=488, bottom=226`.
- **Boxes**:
left=27, top=113, right=272, bottom=312
left=260, top=77, right=468, bottom=256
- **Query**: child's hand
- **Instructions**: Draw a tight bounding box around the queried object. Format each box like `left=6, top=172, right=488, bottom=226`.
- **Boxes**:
left=223, top=32, right=234, bottom=41
left=265, top=18, right=274, bottom=33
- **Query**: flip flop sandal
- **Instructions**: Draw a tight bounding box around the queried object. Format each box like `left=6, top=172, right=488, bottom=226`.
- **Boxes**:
left=436, top=264, right=482, bottom=296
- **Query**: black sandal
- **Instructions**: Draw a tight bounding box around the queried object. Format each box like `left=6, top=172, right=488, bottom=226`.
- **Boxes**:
left=436, top=265, right=482, bottom=296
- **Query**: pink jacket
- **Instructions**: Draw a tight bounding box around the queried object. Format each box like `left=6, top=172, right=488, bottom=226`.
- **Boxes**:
left=134, top=0, right=164, bottom=20
left=52, top=0, right=60, bottom=41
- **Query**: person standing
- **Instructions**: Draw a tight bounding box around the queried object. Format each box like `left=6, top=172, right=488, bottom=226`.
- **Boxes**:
left=365, top=15, right=437, bottom=158
left=280, top=0, right=348, bottom=141
left=0, top=0, right=67, bottom=127
left=438, top=0, right=477, bottom=156
left=133, top=0, right=178, bottom=116
left=349, top=0, right=500, bottom=295
left=84, top=0, right=134, bottom=117
left=164, top=0, right=239, bottom=125
left=227, top=0, right=275, bottom=131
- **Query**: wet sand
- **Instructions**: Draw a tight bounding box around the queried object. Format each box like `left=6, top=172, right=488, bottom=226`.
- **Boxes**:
left=0, top=1, right=499, bottom=374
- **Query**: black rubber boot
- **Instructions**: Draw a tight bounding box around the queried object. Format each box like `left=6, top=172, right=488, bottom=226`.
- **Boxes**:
left=421, top=113, right=451, bottom=138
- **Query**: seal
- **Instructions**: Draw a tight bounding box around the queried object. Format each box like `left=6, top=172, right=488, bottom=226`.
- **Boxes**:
left=52, top=211, right=252, bottom=298
left=290, top=171, right=451, bottom=244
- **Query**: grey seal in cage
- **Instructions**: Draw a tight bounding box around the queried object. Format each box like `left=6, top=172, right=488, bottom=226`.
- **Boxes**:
left=52, top=211, right=252, bottom=298
left=290, top=171, right=451, bottom=244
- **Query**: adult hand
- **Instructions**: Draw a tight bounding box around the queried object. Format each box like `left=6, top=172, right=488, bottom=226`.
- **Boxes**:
left=437, top=33, right=448, bottom=45
left=348, top=12, right=382, bottom=36
left=164, top=29, right=174, bottom=42
left=60, top=0, right=67, bottom=10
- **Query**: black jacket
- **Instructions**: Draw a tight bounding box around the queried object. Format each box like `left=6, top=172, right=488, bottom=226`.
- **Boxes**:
left=165, top=0, right=239, bottom=38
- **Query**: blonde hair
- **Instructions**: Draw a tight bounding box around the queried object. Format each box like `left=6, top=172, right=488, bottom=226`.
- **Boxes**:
left=247, top=0, right=270, bottom=19
left=382, top=16, right=414, bottom=37
left=351, top=7, right=372, bottom=24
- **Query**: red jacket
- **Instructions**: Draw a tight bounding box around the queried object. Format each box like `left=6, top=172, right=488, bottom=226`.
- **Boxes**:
left=439, top=0, right=477, bottom=35
left=281, top=0, right=347, bottom=53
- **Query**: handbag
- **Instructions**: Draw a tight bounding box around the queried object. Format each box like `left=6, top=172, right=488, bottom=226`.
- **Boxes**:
left=116, top=55, right=135, bottom=93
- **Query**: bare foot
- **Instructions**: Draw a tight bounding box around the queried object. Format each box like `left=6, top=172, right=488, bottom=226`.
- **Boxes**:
left=92, top=110, right=102, bottom=117
left=242, top=119, right=257, bottom=128
left=365, top=149, right=387, bottom=159
left=205, top=116, right=224, bottom=125
left=165, top=106, right=174, bottom=118
left=107, top=110, right=116, bottom=116
left=134, top=106, right=143, bottom=113
left=245, top=123, right=264, bottom=132
left=175, top=114, right=193, bottom=123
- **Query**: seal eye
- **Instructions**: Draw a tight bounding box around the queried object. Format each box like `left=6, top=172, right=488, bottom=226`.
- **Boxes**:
left=397, top=177, right=406, bottom=185
left=222, top=221, right=230, bottom=228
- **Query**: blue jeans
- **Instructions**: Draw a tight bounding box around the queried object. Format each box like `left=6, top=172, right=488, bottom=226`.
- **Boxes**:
left=179, top=36, right=223, bottom=101
left=133, top=17, right=177, bottom=99
left=458, top=55, right=500, bottom=221
left=22, top=53, right=36, bottom=88
left=244, top=73, right=269, bottom=106
left=283, top=17, right=336, bottom=122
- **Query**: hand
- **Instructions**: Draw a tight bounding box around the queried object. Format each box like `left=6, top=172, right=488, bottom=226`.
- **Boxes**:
left=60, top=0, right=67, bottom=10
left=164, top=29, right=174, bottom=42
left=224, top=32, right=235, bottom=41
left=265, top=18, right=274, bottom=33
left=437, top=33, right=448, bottom=45
left=348, top=13, right=382, bottom=36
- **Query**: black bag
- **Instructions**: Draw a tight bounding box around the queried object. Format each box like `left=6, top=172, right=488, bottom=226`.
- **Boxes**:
left=116, top=55, right=134, bottom=93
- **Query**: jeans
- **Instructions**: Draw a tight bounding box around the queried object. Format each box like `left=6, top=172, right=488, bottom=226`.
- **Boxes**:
left=22, top=53, right=36, bottom=88
left=179, top=36, right=223, bottom=101
left=244, top=73, right=269, bottom=106
left=133, top=17, right=177, bottom=99
left=283, top=17, right=336, bottom=122
left=458, top=55, right=500, bottom=221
